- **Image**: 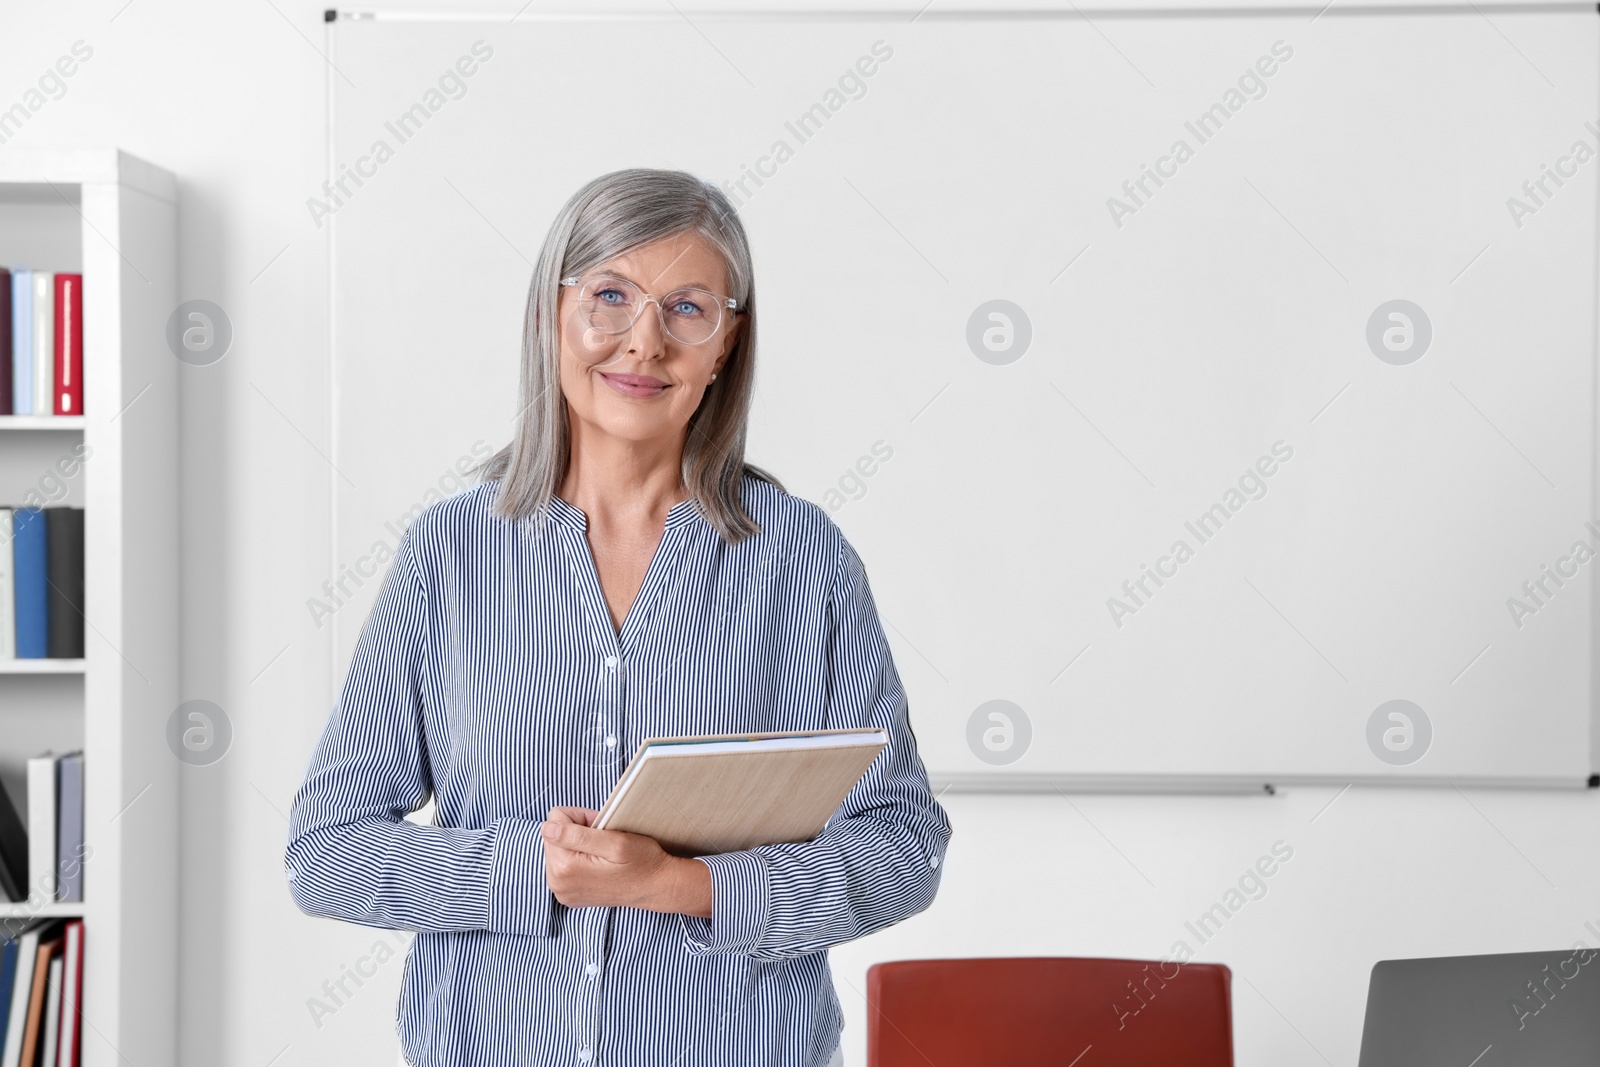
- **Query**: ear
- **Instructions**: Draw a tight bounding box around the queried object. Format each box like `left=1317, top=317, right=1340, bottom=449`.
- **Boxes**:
left=713, top=313, right=743, bottom=376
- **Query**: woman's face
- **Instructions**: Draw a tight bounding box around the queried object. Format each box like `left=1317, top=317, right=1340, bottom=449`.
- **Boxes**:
left=557, top=231, right=741, bottom=450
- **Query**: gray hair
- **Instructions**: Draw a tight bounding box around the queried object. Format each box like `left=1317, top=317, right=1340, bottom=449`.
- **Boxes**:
left=474, top=168, right=780, bottom=543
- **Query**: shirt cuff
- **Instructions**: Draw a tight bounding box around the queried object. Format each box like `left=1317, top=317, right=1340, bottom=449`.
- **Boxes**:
left=486, top=817, right=557, bottom=937
left=680, top=850, right=770, bottom=955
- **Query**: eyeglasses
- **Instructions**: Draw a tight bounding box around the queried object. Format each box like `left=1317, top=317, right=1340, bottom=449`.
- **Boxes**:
left=560, top=272, right=740, bottom=346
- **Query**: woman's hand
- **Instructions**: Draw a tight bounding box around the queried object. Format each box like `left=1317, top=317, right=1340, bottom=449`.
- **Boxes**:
left=541, top=806, right=713, bottom=918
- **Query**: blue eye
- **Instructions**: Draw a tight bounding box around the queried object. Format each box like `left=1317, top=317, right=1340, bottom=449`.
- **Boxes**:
left=595, top=286, right=629, bottom=306
left=671, top=297, right=705, bottom=317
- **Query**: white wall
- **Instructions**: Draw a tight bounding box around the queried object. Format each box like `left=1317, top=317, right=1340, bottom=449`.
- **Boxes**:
left=2, top=1, right=1596, bottom=1065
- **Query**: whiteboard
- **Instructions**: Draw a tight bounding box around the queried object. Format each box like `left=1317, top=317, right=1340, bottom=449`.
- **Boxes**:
left=327, top=5, right=1600, bottom=788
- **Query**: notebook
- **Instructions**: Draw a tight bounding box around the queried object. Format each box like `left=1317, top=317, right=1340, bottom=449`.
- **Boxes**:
left=594, top=729, right=889, bottom=857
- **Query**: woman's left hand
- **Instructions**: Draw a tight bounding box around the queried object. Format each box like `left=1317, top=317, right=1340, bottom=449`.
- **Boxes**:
left=540, top=806, right=713, bottom=917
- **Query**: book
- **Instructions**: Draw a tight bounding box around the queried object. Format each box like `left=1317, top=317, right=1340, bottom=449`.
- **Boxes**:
left=14, top=926, right=60, bottom=1067
left=55, top=922, right=81, bottom=1067
left=0, top=782, right=25, bottom=903
left=38, top=956, right=60, bottom=1067
left=0, top=509, right=12, bottom=660
left=51, top=274, right=81, bottom=416
left=11, top=509, right=46, bottom=659
left=30, top=273, right=51, bottom=419
left=10, top=271, right=29, bottom=417
left=0, top=921, right=55, bottom=1067
left=55, top=754, right=83, bottom=904
left=0, top=268, right=11, bottom=415
left=0, top=939, right=14, bottom=1054
left=594, top=729, right=890, bottom=857
left=26, top=756, right=57, bottom=904
left=44, top=509, right=83, bottom=659
left=51, top=275, right=81, bottom=415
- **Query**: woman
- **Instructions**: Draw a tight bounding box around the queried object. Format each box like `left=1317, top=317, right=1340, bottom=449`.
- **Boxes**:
left=285, top=168, right=953, bottom=1067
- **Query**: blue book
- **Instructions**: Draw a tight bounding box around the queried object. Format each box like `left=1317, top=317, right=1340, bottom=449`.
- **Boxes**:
left=0, top=938, right=16, bottom=1054
left=12, top=508, right=47, bottom=658
left=9, top=270, right=29, bottom=416
left=56, top=753, right=83, bottom=902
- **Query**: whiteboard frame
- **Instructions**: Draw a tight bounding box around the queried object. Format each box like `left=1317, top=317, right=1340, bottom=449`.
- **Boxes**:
left=327, top=3, right=1595, bottom=20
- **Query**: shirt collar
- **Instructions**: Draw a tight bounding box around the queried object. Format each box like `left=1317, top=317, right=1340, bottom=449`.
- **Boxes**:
left=542, top=494, right=703, bottom=532
left=544, top=494, right=587, bottom=531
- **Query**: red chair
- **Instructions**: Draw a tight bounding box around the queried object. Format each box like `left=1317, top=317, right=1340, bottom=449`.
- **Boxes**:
left=867, top=956, right=1233, bottom=1066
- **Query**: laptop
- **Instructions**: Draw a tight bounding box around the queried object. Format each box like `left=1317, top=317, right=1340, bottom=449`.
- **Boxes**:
left=1358, top=950, right=1600, bottom=1066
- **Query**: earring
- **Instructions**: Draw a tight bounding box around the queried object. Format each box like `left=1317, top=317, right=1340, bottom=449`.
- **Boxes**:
left=710, top=373, right=718, bottom=382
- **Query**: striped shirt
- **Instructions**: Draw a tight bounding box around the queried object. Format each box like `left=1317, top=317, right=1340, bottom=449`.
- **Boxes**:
left=284, top=475, right=953, bottom=1067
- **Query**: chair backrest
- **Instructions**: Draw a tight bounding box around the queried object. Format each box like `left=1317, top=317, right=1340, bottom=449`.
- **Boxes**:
left=867, top=956, right=1233, bottom=1066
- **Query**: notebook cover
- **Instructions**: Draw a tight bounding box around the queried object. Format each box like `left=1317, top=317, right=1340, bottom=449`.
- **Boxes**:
left=52, top=274, right=81, bottom=416
left=596, top=729, right=889, bottom=857
left=10, top=271, right=29, bottom=417
left=54, top=754, right=83, bottom=903
left=44, top=509, right=83, bottom=659
left=30, top=273, right=51, bottom=419
left=11, top=509, right=47, bottom=659
left=0, top=268, right=11, bottom=415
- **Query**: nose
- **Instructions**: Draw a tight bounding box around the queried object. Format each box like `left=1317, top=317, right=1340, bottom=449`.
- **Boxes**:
left=626, top=296, right=668, bottom=358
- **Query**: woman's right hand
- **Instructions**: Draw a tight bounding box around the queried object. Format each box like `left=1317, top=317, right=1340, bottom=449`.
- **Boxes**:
left=541, top=806, right=709, bottom=916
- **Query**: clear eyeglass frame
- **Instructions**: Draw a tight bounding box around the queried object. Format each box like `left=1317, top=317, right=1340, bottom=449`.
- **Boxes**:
left=559, top=273, right=741, bottom=346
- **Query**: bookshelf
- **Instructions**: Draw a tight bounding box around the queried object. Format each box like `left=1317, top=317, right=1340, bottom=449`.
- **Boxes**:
left=0, top=660, right=85, bottom=674
left=0, top=901, right=84, bottom=920
left=0, top=151, right=177, bottom=1067
left=0, top=418, right=86, bottom=431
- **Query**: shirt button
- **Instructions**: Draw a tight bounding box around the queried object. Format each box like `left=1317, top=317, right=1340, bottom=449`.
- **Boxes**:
left=604, top=735, right=617, bottom=748
left=930, top=855, right=940, bottom=869
left=578, top=1049, right=592, bottom=1063
left=604, top=655, right=618, bottom=670
left=586, top=962, right=599, bottom=978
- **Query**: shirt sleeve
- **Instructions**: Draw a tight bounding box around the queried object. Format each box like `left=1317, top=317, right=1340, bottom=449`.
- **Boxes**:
left=284, top=523, right=557, bottom=937
left=679, top=530, right=953, bottom=960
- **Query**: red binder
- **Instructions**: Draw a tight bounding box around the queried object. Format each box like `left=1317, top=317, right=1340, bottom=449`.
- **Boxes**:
left=53, top=273, right=82, bottom=415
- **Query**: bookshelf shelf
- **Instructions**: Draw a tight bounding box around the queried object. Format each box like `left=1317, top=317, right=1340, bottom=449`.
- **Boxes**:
left=0, top=901, right=84, bottom=920
left=0, top=659, right=85, bottom=674
left=0, top=417, right=85, bottom=431
left=0, top=149, right=177, bottom=1067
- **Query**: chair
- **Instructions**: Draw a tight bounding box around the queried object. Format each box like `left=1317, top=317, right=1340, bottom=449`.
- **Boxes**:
left=866, top=956, right=1233, bottom=1066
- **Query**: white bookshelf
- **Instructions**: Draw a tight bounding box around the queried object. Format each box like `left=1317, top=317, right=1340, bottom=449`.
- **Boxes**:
left=0, top=150, right=177, bottom=1067
left=0, top=901, right=85, bottom=920
left=0, top=417, right=86, bottom=431
left=0, top=659, right=86, bottom=674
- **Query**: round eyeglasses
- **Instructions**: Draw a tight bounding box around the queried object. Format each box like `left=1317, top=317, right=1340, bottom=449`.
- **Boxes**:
left=560, top=272, right=740, bottom=346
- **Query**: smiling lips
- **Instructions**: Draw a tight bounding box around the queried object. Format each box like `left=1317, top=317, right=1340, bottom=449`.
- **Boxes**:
left=600, top=372, right=669, bottom=398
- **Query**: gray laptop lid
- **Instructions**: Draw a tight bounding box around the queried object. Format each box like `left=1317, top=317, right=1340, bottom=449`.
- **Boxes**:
left=1358, top=950, right=1600, bottom=1067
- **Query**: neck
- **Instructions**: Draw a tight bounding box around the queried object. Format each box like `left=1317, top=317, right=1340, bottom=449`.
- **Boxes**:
left=559, top=411, right=688, bottom=530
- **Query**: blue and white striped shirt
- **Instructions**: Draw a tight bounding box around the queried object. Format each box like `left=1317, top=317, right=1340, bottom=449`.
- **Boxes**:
left=285, top=475, right=953, bottom=1066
